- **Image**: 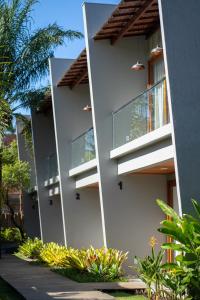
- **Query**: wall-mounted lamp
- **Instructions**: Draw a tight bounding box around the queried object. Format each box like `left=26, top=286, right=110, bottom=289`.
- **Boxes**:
left=160, top=167, right=169, bottom=171
left=83, top=105, right=92, bottom=112
left=49, top=199, right=53, bottom=206
left=76, top=193, right=80, bottom=200
left=131, top=61, right=145, bottom=71
left=118, top=181, right=123, bottom=190
left=151, top=45, right=163, bottom=57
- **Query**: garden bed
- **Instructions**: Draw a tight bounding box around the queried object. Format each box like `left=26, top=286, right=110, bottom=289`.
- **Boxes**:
left=15, top=240, right=130, bottom=283
left=106, top=291, right=147, bottom=300
left=53, top=267, right=128, bottom=283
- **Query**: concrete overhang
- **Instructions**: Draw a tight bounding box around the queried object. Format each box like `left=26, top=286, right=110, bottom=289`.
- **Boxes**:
left=110, top=123, right=172, bottom=159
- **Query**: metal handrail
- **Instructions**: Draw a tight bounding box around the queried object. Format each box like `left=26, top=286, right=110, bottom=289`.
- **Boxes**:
left=112, top=77, right=166, bottom=115
left=71, top=127, right=94, bottom=144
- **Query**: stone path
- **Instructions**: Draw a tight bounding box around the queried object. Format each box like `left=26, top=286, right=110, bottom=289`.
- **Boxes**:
left=0, top=255, right=145, bottom=300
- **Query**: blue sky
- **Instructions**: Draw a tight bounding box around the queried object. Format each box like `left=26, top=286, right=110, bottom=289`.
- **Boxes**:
left=18, top=0, right=119, bottom=114
left=31, top=0, right=119, bottom=59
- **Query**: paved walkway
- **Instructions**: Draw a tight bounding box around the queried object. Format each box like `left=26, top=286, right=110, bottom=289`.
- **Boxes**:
left=0, top=255, right=145, bottom=300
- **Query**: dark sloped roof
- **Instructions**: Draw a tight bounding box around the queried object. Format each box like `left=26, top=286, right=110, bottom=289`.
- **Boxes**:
left=57, top=49, right=88, bottom=88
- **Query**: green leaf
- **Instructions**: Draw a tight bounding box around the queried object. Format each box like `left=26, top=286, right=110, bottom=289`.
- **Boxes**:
left=162, top=242, right=186, bottom=251
left=192, top=199, right=200, bottom=219
left=156, top=199, right=180, bottom=222
left=161, top=262, right=178, bottom=270
left=158, top=227, right=186, bottom=244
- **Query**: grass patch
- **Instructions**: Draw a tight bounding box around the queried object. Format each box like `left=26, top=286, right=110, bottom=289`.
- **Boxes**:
left=53, top=268, right=128, bottom=283
left=109, top=292, right=147, bottom=300
left=0, top=277, right=24, bottom=300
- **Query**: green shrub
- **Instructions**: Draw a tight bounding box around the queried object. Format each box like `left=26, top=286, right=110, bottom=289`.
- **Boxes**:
left=39, top=242, right=69, bottom=267
left=0, top=227, right=22, bottom=242
left=135, top=237, right=191, bottom=300
left=135, top=238, right=164, bottom=300
left=17, top=239, right=128, bottom=282
left=18, top=238, right=43, bottom=259
left=85, top=247, right=128, bottom=280
left=65, top=248, right=88, bottom=271
left=157, top=199, right=200, bottom=300
left=65, top=246, right=128, bottom=281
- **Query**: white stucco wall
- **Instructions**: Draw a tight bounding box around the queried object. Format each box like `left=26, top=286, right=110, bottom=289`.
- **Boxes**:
left=49, top=58, right=104, bottom=248
left=31, top=108, right=65, bottom=244
left=83, top=3, right=168, bottom=258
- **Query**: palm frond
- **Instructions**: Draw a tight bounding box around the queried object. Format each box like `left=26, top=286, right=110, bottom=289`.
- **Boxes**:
left=15, top=113, right=33, bottom=151
left=11, top=86, right=50, bottom=109
left=0, top=0, right=83, bottom=128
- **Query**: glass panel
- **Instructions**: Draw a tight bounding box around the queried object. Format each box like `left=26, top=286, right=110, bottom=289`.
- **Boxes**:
left=71, top=128, right=96, bottom=168
left=46, top=153, right=58, bottom=179
left=153, top=59, right=165, bottom=83
left=113, top=78, right=169, bottom=149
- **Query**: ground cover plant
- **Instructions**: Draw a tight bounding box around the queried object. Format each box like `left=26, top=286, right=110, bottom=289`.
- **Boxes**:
left=109, top=292, right=147, bottom=300
left=17, top=238, right=43, bottom=260
left=16, top=241, right=128, bottom=282
left=39, top=242, right=69, bottom=267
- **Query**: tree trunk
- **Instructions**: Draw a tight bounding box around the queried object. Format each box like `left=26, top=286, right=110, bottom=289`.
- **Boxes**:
left=5, top=190, right=25, bottom=241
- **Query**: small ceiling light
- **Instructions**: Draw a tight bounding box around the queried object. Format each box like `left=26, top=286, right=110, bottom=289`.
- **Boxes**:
left=160, top=167, right=168, bottom=171
left=131, top=61, right=145, bottom=71
left=83, top=105, right=92, bottom=112
left=151, top=45, right=163, bottom=57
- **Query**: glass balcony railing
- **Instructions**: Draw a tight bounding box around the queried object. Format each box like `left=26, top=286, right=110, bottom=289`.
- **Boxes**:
left=112, top=78, right=169, bottom=149
left=46, top=153, right=58, bottom=179
left=71, top=128, right=96, bottom=168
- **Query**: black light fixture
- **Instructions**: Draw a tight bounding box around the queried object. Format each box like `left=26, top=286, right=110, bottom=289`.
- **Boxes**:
left=76, top=193, right=80, bottom=200
left=118, top=181, right=123, bottom=190
left=83, top=105, right=92, bottom=112
left=151, top=45, right=163, bottom=57
left=49, top=199, right=53, bottom=206
left=131, top=61, right=145, bottom=71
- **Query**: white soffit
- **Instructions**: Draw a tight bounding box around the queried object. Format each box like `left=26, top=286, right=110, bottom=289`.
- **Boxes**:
left=118, top=145, right=174, bottom=175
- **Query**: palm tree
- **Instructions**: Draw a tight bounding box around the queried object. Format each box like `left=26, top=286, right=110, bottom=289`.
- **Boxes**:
left=0, top=0, right=82, bottom=254
left=0, top=0, right=82, bottom=109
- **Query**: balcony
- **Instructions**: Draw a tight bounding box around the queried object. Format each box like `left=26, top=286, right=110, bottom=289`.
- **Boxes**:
left=44, top=153, right=59, bottom=187
left=112, top=78, right=170, bottom=151
left=71, top=128, right=96, bottom=169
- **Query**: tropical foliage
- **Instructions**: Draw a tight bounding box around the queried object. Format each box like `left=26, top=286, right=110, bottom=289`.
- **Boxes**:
left=85, top=247, right=128, bottom=280
left=17, top=241, right=128, bottom=282
left=39, top=242, right=69, bottom=267
left=1, top=140, right=30, bottom=238
left=0, top=0, right=82, bottom=102
left=2, top=140, right=30, bottom=195
left=18, top=238, right=43, bottom=259
left=157, top=199, right=200, bottom=300
left=135, top=239, right=190, bottom=300
left=0, top=227, right=22, bottom=242
left=135, top=200, right=200, bottom=300
left=135, top=238, right=164, bottom=299
left=0, top=0, right=82, bottom=141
